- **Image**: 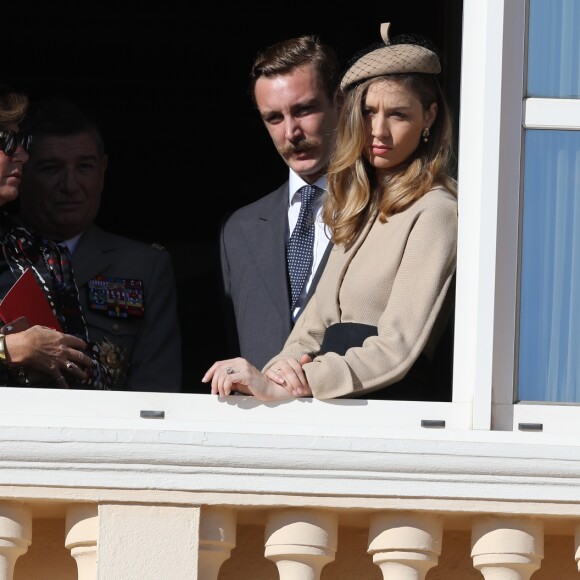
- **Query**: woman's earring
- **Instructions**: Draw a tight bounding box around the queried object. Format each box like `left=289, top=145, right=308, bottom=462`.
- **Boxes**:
left=422, top=128, right=430, bottom=143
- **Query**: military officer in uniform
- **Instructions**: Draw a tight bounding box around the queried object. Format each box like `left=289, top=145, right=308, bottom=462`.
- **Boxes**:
left=17, top=97, right=182, bottom=392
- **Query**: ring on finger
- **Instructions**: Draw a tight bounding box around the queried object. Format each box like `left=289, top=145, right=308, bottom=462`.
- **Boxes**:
left=273, top=368, right=282, bottom=374
left=225, top=367, right=235, bottom=375
left=66, top=361, right=75, bottom=371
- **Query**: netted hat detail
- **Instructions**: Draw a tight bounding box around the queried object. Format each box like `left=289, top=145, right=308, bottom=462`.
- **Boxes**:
left=340, top=22, right=441, bottom=90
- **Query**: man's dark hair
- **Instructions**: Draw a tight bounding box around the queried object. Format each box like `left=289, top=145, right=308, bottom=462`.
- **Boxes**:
left=22, top=97, right=105, bottom=155
left=249, top=35, right=340, bottom=104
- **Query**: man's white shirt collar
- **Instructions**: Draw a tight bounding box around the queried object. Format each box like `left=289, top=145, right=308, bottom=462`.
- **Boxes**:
left=288, top=171, right=327, bottom=205
left=62, top=233, right=83, bottom=254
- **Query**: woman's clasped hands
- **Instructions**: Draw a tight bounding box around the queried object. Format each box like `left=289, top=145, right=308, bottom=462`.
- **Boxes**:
left=202, top=354, right=313, bottom=401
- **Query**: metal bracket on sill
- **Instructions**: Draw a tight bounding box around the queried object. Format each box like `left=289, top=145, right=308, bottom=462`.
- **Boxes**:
left=421, top=419, right=446, bottom=428
left=518, top=422, right=543, bottom=432
left=140, top=410, right=165, bottom=419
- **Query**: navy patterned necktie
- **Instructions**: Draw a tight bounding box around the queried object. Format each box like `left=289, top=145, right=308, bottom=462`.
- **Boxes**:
left=287, top=185, right=322, bottom=310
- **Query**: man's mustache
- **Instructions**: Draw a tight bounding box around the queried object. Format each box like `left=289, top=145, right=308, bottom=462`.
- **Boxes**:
left=278, top=140, right=318, bottom=158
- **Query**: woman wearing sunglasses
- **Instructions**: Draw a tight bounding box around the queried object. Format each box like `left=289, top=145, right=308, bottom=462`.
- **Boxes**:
left=0, top=86, right=111, bottom=389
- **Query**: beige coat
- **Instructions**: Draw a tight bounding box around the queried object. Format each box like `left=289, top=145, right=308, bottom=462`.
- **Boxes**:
left=263, top=187, right=458, bottom=399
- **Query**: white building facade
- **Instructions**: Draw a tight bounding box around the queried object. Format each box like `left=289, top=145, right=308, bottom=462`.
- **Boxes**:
left=2, top=0, right=580, bottom=578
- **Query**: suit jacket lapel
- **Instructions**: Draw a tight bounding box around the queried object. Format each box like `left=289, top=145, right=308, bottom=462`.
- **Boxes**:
left=240, top=184, right=291, bottom=321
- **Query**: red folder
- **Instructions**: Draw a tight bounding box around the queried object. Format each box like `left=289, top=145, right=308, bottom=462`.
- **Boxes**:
left=0, top=268, right=63, bottom=331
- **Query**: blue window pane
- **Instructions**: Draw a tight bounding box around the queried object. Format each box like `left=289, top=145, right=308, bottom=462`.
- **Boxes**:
left=518, top=130, right=580, bottom=402
left=528, top=0, right=580, bottom=97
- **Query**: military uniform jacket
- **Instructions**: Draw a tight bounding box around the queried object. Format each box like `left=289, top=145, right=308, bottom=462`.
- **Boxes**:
left=72, top=225, right=182, bottom=392
left=263, top=187, right=458, bottom=399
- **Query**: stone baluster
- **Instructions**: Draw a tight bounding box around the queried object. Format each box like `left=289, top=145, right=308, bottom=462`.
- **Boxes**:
left=471, top=517, right=543, bottom=579
left=198, top=507, right=236, bottom=580
left=0, top=503, right=32, bottom=580
left=265, top=509, right=338, bottom=580
left=65, top=504, right=99, bottom=580
left=367, top=512, right=442, bottom=580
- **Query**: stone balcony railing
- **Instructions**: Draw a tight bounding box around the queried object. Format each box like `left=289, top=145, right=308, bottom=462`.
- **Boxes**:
left=1, top=388, right=580, bottom=579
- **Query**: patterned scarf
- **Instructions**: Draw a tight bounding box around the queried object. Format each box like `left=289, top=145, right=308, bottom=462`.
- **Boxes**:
left=0, top=212, right=112, bottom=389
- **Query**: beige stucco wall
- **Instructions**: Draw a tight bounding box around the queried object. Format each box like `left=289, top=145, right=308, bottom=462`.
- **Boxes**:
left=12, top=520, right=579, bottom=579
left=98, top=504, right=199, bottom=579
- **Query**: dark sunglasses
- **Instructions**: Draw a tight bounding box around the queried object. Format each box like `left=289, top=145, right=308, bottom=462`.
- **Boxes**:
left=0, top=130, right=32, bottom=156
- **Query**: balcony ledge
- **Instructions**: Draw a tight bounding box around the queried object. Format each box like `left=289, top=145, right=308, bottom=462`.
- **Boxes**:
left=0, top=390, right=579, bottom=515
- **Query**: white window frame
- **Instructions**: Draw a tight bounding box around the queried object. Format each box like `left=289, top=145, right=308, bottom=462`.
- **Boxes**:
left=10, top=0, right=580, bottom=436
left=454, top=0, right=527, bottom=431
left=457, top=0, right=580, bottom=434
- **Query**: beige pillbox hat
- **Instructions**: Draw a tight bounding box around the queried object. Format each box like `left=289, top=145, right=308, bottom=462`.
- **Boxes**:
left=340, top=22, right=441, bottom=91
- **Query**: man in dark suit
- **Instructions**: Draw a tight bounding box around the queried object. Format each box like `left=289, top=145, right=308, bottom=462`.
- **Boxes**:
left=16, top=98, right=182, bottom=392
left=219, top=35, right=341, bottom=370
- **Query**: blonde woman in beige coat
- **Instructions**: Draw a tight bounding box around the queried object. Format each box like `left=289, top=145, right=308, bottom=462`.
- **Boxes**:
left=204, top=23, right=458, bottom=402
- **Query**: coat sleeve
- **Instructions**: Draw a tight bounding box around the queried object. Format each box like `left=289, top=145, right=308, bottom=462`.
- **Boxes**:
left=218, top=213, right=241, bottom=360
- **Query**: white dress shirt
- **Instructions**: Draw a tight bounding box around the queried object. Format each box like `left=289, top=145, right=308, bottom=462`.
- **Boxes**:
left=62, top=233, right=82, bottom=255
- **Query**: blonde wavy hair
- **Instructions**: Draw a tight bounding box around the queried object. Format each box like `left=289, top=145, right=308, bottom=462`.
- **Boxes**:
left=324, top=73, right=457, bottom=247
left=0, top=86, right=28, bottom=130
